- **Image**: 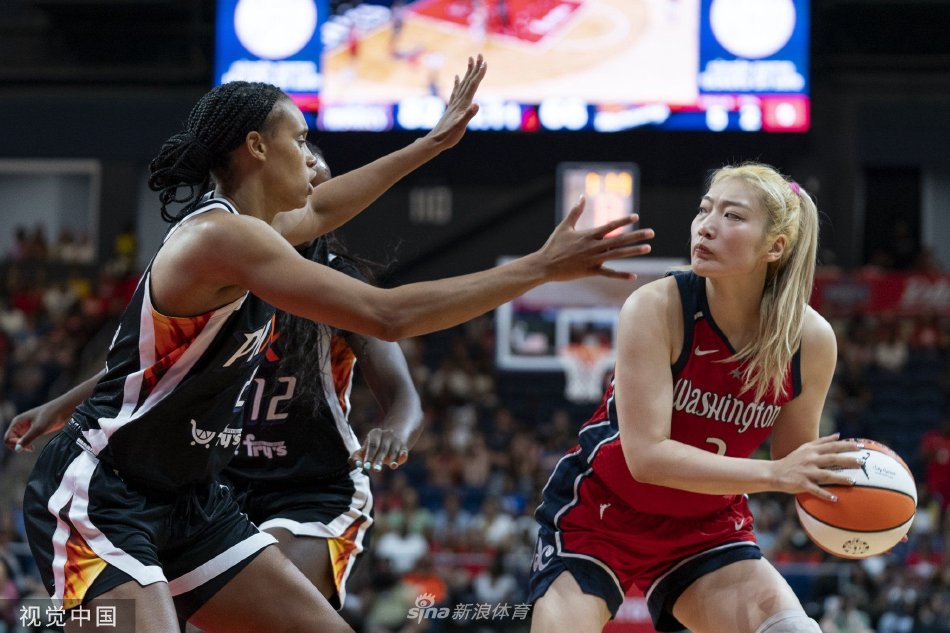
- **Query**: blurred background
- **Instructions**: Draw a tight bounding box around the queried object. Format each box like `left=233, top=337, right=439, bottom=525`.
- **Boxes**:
left=1, top=1, right=949, bottom=631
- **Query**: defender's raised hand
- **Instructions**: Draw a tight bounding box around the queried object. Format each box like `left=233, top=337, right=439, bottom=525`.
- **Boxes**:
left=425, top=54, right=487, bottom=148
left=533, top=196, right=655, bottom=281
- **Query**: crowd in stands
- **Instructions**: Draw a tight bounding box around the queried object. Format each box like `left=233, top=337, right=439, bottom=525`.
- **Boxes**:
left=0, top=229, right=948, bottom=633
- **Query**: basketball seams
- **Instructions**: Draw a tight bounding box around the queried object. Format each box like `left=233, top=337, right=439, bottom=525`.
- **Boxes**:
left=793, top=438, right=917, bottom=558
left=794, top=499, right=915, bottom=533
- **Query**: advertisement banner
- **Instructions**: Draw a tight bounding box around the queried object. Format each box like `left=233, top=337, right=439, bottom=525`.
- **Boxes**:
left=811, top=270, right=950, bottom=316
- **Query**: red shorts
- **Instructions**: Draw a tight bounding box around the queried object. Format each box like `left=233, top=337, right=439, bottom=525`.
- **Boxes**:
left=529, top=439, right=760, bottom=631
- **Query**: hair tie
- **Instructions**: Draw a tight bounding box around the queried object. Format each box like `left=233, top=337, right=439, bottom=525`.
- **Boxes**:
left=789, top=181, right=802, bottom=195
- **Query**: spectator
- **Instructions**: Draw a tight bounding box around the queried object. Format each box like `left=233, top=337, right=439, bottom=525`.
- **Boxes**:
left=470, top=497, right=515, bottom=549
left=921, top=418, right=950, bottom=508
left=0, top=558, right=19, bottom=633
left=819, top=595, right=873, bottom=633
left=873, top=316, right=909, bottom=373
left=375, top=518, right=429, bottom=575
left=431, top=490, right=473, bottom=545
left=472, top=554, right=518, bottom=632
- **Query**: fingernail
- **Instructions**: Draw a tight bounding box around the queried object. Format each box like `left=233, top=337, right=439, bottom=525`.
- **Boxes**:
left=354, top=460, right=363, bottom=469
left=14, top=444, right=22, bottom=453
left=849, top=477, right=856, bottom=485
left=830, top=495, right=838, bottom=502
left=390, top=462, right=399, bottom=468
left=373, top=463, right=382, bottom=472
left=363, top=462, right=371, bottom=471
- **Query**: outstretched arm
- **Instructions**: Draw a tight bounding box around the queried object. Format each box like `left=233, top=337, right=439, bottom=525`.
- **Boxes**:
left=346, top=334, right=423, bottom=473
left=3, top=368, right=105, bottom=452
left=273, top=55, right=487, bottom=245
left=216, top=198, right=654, bottom=340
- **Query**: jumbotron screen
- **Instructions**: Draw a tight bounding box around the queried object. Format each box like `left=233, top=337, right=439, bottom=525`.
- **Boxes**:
left=215, top=0, right=810, bottom=132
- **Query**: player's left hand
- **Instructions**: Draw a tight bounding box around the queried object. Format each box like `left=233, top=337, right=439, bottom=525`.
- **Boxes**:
left=425, top=54, right=487, bottom=148
left=351, top=428, right=410, bottom=473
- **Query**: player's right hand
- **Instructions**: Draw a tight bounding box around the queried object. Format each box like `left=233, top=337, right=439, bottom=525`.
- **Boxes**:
left=532, top=196, right=654, bottom=281
left=3, top=403, right=68, bottom=452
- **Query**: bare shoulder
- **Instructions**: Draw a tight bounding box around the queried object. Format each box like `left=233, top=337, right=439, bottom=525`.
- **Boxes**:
left=801, top=306, right=836, bottom=353
left=168, top=210, right=274, bottom=252
left=618, top=276, right=681, bottom=356
left=620, top=275, right=679, bottom=322
left=159, top=210, right=285, bottom=271
left=799, top=306, right=837, bottom=381
left=151, top=210, right=291, bottom=315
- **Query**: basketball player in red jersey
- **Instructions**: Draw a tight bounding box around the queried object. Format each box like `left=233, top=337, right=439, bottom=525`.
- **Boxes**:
left=528, top=163, right=866, bottom=633
left=6, top=54, right=653, bottom=633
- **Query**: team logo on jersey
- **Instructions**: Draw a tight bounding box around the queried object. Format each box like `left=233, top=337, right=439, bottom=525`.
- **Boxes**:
left=532, top=540, right=555, bottom=572
left=223, top=316, right=278, bottom=368
left=190, top=419, right=242, bottom=449
left=242, top=434, right=288, bottom=458
left=672, top=378, right=782, bottom=433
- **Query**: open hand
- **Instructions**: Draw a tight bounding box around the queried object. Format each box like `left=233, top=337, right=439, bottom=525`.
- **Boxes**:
left=425, top=54, right=487, bottom=148
left=534, top=196, right=654, bottom=281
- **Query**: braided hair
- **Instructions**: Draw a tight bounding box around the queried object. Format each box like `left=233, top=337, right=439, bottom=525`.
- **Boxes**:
left=148, top=81, right=287, bottom=222
left=276, top=233, right=386, bottom=410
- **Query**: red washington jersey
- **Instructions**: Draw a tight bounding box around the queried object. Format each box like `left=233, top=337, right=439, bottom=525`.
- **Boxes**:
left=587, top=271, right=802, bottom=517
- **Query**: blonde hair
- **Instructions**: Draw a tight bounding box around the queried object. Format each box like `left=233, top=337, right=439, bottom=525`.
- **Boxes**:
left=709, top=162, right=819, bottom=400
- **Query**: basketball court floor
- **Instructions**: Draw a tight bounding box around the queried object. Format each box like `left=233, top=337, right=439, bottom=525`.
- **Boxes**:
left=321, top=0, right=700, bottom=106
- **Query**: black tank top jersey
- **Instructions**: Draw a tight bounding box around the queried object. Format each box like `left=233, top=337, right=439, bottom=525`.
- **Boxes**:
left=224, top=240, right=364, bottom=484
left=69, top=197, right=277, bottom=492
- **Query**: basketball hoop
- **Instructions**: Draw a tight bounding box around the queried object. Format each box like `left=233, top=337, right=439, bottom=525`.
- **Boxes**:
left=559, top=342, right=615, bottom=403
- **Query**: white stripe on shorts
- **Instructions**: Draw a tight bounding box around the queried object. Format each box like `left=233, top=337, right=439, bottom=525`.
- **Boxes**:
left=48, top=449, right=165, bottom=601
left=256, top=471, right=373, bottom=539
left=166, top=531, right=277, bottom=596
left=256, top=470, right=373, bottom=608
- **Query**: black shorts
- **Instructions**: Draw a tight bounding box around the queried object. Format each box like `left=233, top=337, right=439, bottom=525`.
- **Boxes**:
left=24, top=432, right=276, bottom=620
left=225, top=469, right=373, bottom=608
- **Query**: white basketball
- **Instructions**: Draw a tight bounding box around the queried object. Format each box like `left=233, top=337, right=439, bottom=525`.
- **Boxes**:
left=794, top=440, right=917, bottom=559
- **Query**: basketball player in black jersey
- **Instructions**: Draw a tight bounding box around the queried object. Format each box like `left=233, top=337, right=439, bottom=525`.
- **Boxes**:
left=5, top=55, right=654, bottom=633
left=221, top=148, right=423, bottom=613
left=14, top=152, right=420, bottom=633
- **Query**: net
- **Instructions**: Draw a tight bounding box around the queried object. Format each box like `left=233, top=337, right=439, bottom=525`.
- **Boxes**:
left=560, top=341, right=615, bottom=403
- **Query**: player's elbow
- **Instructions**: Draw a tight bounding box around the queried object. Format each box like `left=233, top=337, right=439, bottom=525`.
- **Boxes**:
left=623, top=445, right=659, bottom=484
left=367, top=309, right=411, bottom=342
left=626, top=461, right=658, bottom=484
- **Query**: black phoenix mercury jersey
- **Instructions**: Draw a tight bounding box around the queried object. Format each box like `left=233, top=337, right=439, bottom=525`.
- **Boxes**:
left=224, top=241, right=364, bottom=484
left=69, top=197, right=277, bottom=491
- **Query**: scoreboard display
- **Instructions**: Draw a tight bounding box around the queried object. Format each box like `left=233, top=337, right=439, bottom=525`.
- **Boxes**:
left=216, top=0, right=810, bottom=133
left=557, top=162, right=638, bottom=235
